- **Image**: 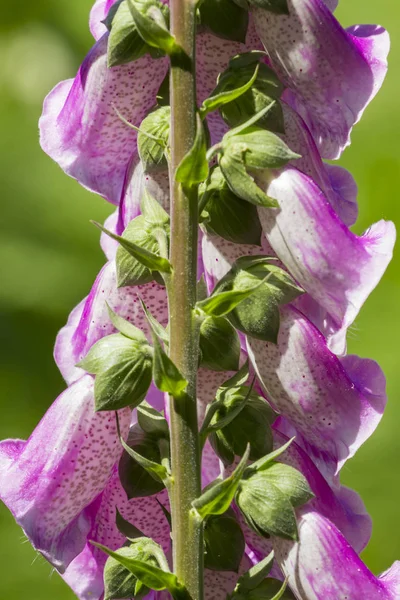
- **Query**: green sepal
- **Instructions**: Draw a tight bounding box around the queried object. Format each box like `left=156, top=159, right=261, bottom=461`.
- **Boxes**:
left=128, top=0, right=185, bottom=59
left=199, top=315, right=240, bottom=371
left=204, top=511, right=245, bottom=572
left=140, top=188, right=170, bottom=226
left=213, top=256, right=303, bottom=342
left=94, top=221, right=172, bottom=275
left=198, top=0, right=249, bottom=43
left=105, top=0, right=152, bottom=67
left=192, top=445, right=250, bottom=520
left=138, top=106, right=170, bottom=172
left=246, top=0, right=289, bottom=15
left=137, top=401, right=169, bottom=438
left=144, top=308, right=187, bottom=397
left=223, top=127, right=299, bottom=170
left=116, top=508, right=144, bottom=540
left=209, top=389, right=275, bottom=466
left=107, top=304, right=148, bottom=342
left=236, top=442, right=313, bottom=541
left=175, top=114, right=209, bottom=187
left=219, top=53, right=284, bottom=131
left=233, top=550, right=275, bottom=593
left=118, top=421, right=169, bottom=484
left=200, top=166, right=262, bottom=245
left=245, top=437, right=295, bottom=474
left=119, top=424, right=165, bottom=498
left=78, top=333, right=153, bottom=412
left=219, top=145, right=278, bottom=208
left=199, top=65, right=259, bottom=119
left=103, top=544, right=150, bottom=600
left=95, top=540, right=187, bottom=597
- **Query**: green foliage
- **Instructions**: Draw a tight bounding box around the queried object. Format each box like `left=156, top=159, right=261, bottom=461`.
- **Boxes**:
left=104, top=0, right=152, bottom=67
left=78, top=331, right=153, bottom=412
left=236, top=443, right=313, bottom=541
left=199, top=315, right=240, bottom=371
left=103, top=545, right=150, bottom=600
left=196, top=274, right=268, bottom=317
left=138, top=106, right=170, bottom=172
left=119, top=424, right=166, bottom=498
left=213, top=256, right=303, bottom=342
left=204, top=511, right=245, bottom=571
left=192, top=446, right=250, bottom=519
left=198, top=0, right=249, bottom=43
left=127, top=0, right=183, bottom=57
left=151, top=327, right=188, bottom=397
left=199, top=65, right=259, bottom=119
left=137, top=401, right=169, bottom=438
left=244, top=0, right=289, bottom=15
left=116, top=509, right=144, bottom=540
left=200, top=166, right=262, bottom=245
left=175, top=114, right=209, bottom=187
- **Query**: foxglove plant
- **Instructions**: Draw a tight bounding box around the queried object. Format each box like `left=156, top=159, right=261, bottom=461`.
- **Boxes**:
left=0, top=0, right=398, bottom=599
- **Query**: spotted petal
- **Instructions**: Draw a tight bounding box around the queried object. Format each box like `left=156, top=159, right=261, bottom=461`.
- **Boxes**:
left=253, top=0, right=390, bottom=158
left=247, top=305, right=387, bottom=480
left=0, top=375, right=131, bottom=572
left=274, top=509, right=400, bottom=599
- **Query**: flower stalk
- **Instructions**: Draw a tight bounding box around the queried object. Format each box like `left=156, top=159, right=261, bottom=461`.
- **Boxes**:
left=168, top=0, right=203, bottom=598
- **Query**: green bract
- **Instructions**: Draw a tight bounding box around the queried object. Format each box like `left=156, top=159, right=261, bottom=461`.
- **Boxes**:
left=175, top=114, right=209, bottom=187
left=78, top=329, right=153, bottom=412
left=105, top=0, right=155, bottom=67
left=116, top=508, right=144, bottom=540
left=119, top=424, right=166, bottom=498
left=198, top=0, right=249, bottom=43
left=104, top=544, right=150, bottom=600
left=236, top=450, right=313, bottom=541
left=215, top=52, right=284, bottom=131
left=137, top=401, right=169, bottom=438
left=200, top=166, right=262, bottom=245
left=199, top=315, right=240, bottom=371
left=127, top=0, right=182, bottom=57
left=213, top=256, right=303, bottom=342
left=209, top=388, right=275, bottom=465
left=204, top=511, right=245, bottom=572
left=138, top=106, right=170, bottom=172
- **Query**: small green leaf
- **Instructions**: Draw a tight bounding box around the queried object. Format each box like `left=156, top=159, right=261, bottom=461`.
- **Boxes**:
left=175, top=114, right=209, bottom=187
left=197, top=273, right=271, bottom=317
left=246, top=437, right=295, bottom=474
left=236, top=473, right=298, bottom=540
left=94, top=221, right=172, bottom=274
left=156, top=499, right=172, bottom=527
left=115, top=216, right=160, bottom=287
left=246, top=0, right=289, bottom=14
left=192, top=445, right=250, bottom=520
left=78, top=334, right=153, bottom=411
left=219, top=145, right=279, bottom=208
left=119, top=425, right=165, bottom=498
left=140, top=188, right=170, bottom=226
left=200, top=65, right=259, bottom=119
left=106, top=0, right=151, bottom=67
left=137, top=401, right=169, bottom=438
left=204, top=512, right=245, bottom=572
left=138, top=107, right=170, bottom=172
left=128, top=0, right=184, bottom=58
left=220, top=361, right=250, bottom=388
left=116, top=509, right=144, bottom=540
left=198, top=0, right=249, bottom=43
left=107, top=304, right=148, bottom=342
left=139, top=298, right=169, bottom=345
left=200, top=166, right=262, bottom=245
left=95, top=543, right=180, bottom=593
left=199, top=316, right=240, bottom=371
left=119, top=430, right=169, bottom=483
left=103, top=545, right=149, bottom=600
left=234, top=550, right=275, bottom=592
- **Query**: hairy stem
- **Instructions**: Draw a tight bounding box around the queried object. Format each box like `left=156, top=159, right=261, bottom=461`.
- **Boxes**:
left=168, top=1, right=203, bottom=599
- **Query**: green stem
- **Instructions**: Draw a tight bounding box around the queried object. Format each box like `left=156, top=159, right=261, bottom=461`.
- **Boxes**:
left=168, top=1, right=203, bottom=599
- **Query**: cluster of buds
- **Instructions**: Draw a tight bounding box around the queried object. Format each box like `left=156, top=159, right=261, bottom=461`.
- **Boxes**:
left=0, top=1, right=398, bottom=599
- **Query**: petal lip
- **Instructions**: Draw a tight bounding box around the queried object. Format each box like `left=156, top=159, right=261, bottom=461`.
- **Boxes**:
left=89, top=0, right=117, bottom=40
left=247, top=304, right=387, bottom=480
left=0, top=375, right=131, bottom=572
left=259, top=167, right=396, bottom=349
left=39, top=35, right=168, bottom=205
left=254, top=0, right=390, bottom=158
left=274, top=509, right=399, bottom=599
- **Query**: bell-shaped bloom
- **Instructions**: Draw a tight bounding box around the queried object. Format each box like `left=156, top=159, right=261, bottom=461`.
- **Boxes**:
left=247, top=305, right=387, bottom=480
left=258, top=168, right=395, bottom=353
left=282, top=103, right=358, bottom=226
left=0, top=375, right=131, bottom=572
left=274, top=509, right=400, bottom=599
left=253, top=0, right=390, bottom=158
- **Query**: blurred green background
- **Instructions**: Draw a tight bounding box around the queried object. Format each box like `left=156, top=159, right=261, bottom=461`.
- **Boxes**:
left=0, top=1, right=399, bottom=597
